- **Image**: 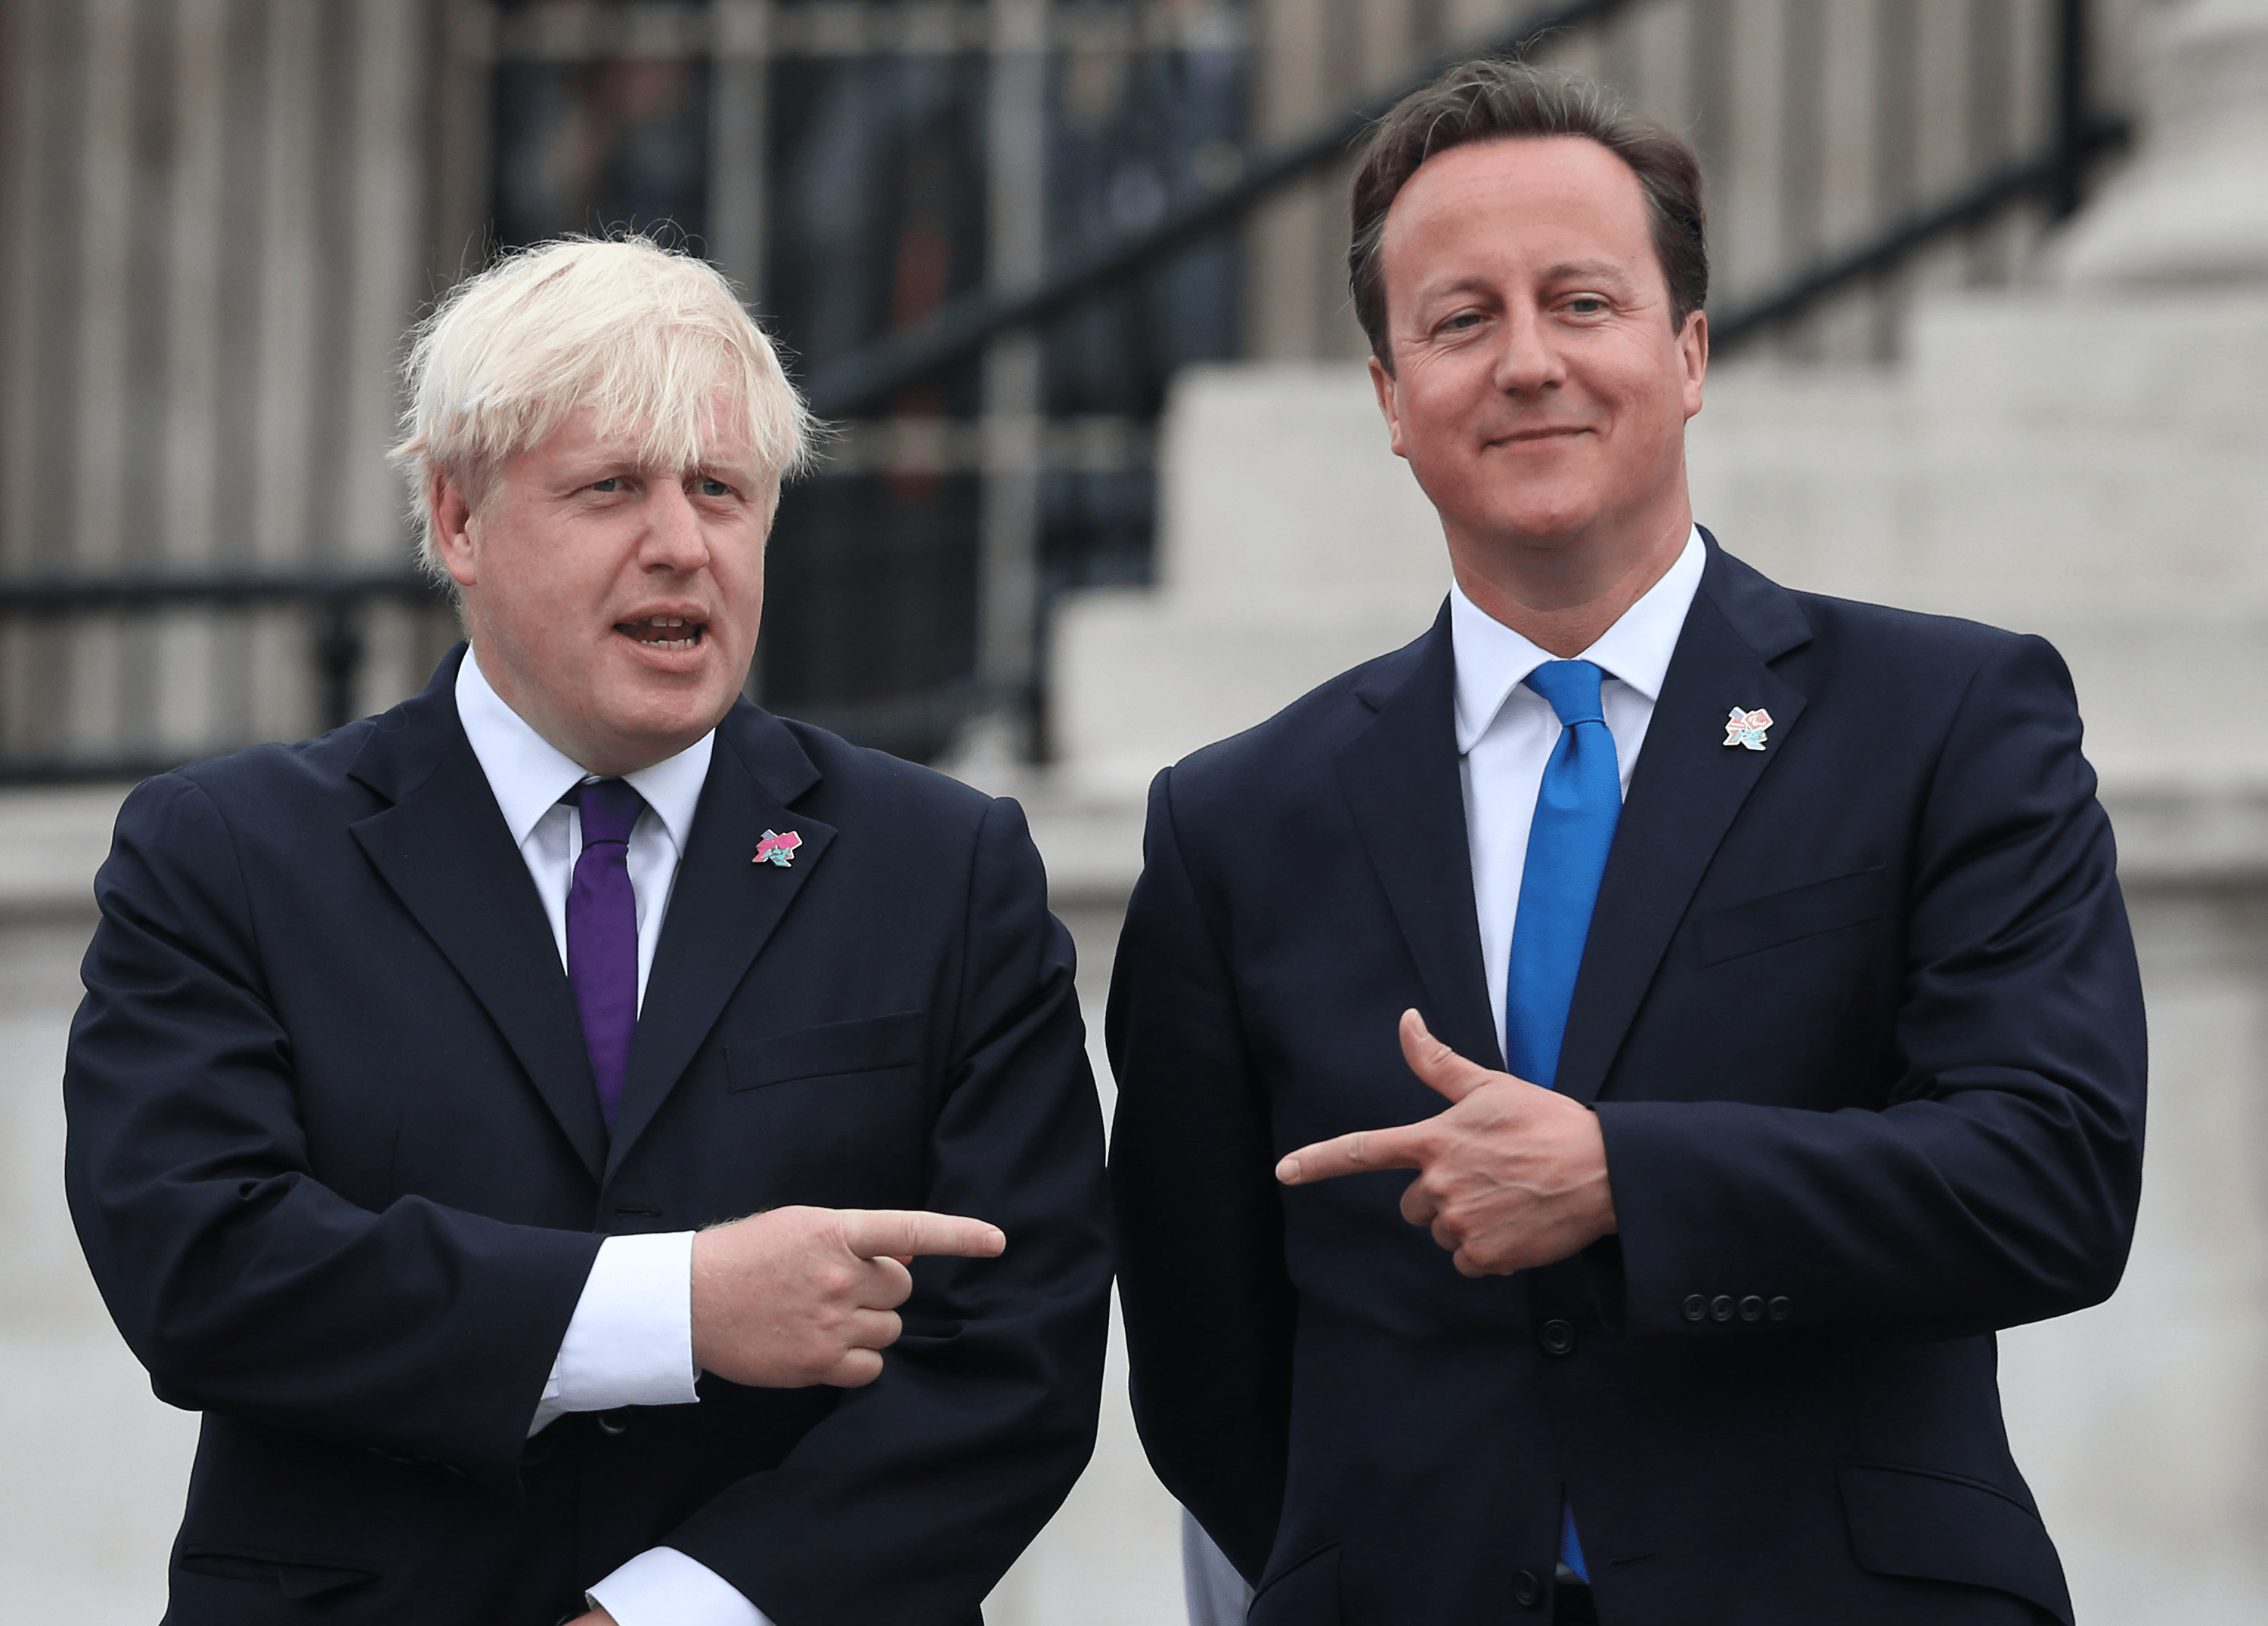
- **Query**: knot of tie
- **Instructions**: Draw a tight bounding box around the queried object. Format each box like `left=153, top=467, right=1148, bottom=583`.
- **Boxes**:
left=1525, top=659, right=1607, bottom=727
left=571, top=777, right=645, bottom=847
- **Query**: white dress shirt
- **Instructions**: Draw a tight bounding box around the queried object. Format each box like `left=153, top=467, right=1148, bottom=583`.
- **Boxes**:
left=1452, top=528, right=1706, bottom=1062
left=455, top=650, right=770, bottom=1626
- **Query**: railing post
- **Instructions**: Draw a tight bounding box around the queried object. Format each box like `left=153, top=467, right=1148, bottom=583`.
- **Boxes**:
left=975, top=0, right=1049, bottom=762
left=314, top=591, right=364, bottom=733
left=2052, top=0, right=2092, bottom=220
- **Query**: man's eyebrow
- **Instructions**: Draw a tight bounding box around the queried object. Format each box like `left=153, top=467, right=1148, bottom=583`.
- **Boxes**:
left=1408, top=260, right=1644, bottom=302
left=1539, top=259, right=1638, bottom=286
left=1408, top=274, right=1498, bottom=304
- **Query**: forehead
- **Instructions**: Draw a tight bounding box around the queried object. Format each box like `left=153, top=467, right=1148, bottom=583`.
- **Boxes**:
left=1380, top=135, right=1657, bottom=292
left=519, top=401, right=762, bottom=478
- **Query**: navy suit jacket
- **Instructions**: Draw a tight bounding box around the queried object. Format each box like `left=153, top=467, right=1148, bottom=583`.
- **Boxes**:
left=1108, top=536, right=2145, bottom=1625
left=65, top=646, right=1110, bottom=1626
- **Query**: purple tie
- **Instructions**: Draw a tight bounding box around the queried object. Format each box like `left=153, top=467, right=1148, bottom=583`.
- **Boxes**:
left=566, top=778, right=645, bottom=1127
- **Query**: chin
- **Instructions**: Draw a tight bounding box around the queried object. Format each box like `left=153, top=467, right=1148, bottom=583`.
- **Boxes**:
left=1485, top=508, right=1607, bottom=550
left=601, top=687, right=733, bottom=746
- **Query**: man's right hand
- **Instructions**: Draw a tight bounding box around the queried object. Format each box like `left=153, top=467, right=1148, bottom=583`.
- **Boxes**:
left=689, top=1207, right=1006, bottom=1387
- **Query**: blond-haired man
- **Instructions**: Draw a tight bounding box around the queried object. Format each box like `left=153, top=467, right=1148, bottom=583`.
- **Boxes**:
left=66, top=237, right=1109, bottom=1626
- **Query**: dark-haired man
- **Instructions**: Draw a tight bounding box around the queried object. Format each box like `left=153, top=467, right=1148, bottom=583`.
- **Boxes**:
left=1110, top=60, right=2143, bottom=1626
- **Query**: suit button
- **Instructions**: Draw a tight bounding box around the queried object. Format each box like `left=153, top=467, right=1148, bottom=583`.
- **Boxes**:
left=595, top=1409, right=629, bottom=1437
left=1768, top=1296, right=1792, bottom=1321
left=1513, top=1569, right=1543, bottom=1609
left=1681, top=1293, right=1707, bottom=1322
left=1538, top=1319, right=1576, bottom=1357
left=1739, top=1295, right=1764, bottom=1322
left=1710, top=1294, right=1735, bottom=1322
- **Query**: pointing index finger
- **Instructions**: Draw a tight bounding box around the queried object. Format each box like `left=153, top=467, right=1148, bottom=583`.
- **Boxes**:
left=1275, top=1123, right=1428, bottom=1186
left=839, top=1209, right=1007, bottom=1262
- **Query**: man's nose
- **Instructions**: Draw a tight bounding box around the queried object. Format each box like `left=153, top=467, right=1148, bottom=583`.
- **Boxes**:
left=640, top=480, right=711, bottom=571
left=1491, top=304, right=1566, bottom=394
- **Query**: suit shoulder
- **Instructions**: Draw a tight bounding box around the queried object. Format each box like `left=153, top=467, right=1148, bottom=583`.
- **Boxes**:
left=1164, top=628, right=1433, bottom=802
left=150, top=717, right=384, bottom=820
left=1779, top=590, right=2074, bottom=709
left=1710, top=540, right=2055, bottom=683
left=773, top=717, right=1001, bottom=832
left=1787, top=590, right=2035, bottom=660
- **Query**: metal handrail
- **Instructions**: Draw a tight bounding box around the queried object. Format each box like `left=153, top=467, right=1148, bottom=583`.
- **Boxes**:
left=0, top=568, right=435, bottom=612
left=804, top=0, right=1630, bottom=418
left=0, top=571, right=448, bottom=784
left=805, top=0, right=2103, bottom=416
left=0, top=0, right=2122, bottom=785
left=1711, top=116, right=2130, bottom=351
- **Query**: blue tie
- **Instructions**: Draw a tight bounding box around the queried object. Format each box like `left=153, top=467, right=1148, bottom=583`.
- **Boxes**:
left=1504, top=658, right=1620, bottom=1587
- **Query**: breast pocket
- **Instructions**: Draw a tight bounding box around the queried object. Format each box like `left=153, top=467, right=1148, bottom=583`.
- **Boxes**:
left=726, top=1011, right=928, bottom=1092
left=1694, top=867, right=1890, bottom=967
left=723, top=1013, right=931, bottom=1208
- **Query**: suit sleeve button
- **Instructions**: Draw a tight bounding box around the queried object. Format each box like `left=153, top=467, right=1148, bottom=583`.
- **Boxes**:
left=1681, top=1293, right=1707, bottom=1322
left=1739, top=1295, right=1764, bottom=1322
left=1513, top=1569, right=1543, bottom=1609
left=1768, top=1296, right=1792, bottom=1321
left=1710, top=1294, right=1735, bottom=1322
left=1538, top=1318, right=1576, bottom=1357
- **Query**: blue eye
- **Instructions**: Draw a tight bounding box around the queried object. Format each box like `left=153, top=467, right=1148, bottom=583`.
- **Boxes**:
left=589, top=476, right=622, bottom=494
left=699, top=477, right=732, bottom=497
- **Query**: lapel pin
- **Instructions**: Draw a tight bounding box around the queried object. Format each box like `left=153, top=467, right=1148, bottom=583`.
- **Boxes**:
left=1723, top=706, right=1774, bottom=751
left=754, top=828, right=803, bottom=868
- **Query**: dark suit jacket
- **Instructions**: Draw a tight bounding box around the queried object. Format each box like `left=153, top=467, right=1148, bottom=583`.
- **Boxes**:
left=1108, top=536, right=2145, bottom=1626
left=64, top=646, right=1110, bottom=1626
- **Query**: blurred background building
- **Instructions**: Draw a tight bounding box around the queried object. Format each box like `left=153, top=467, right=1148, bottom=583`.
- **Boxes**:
left=0, top=0, right=2150, bottom=775
left=9, top=0, right=2268, bottom=1621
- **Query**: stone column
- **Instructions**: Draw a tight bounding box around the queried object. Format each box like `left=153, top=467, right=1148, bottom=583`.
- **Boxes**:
left=2055, top=0, right=2268, bottom=285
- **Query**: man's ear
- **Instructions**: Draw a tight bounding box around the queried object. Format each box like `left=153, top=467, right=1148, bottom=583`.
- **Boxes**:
left=1678, top=308, right=1709, bottom=421
left=429, top=469, right=480, bottom=588
left=1368, top=354, right=1408, bottom=460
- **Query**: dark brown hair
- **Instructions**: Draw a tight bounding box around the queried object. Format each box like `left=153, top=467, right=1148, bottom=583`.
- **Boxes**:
left=1349, top=59, right=1707, bottom=365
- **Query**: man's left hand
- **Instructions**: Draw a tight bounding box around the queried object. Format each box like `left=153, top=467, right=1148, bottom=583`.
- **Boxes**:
left=562, top=1609, right=617, bottom=1626
left=1275, top=1008, right=1616, bottom=1277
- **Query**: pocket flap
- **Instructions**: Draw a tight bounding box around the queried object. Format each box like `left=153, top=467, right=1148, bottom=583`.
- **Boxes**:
left=1695, top=867, right=1888, bottom=965
left=1247, top=1541, right=1341, bottom=1625
left=180, top=1542, right=380, bottom=1600
left=727, top=1011, right=926, bottom=1092
left=1839, top=1463, right=2072, bottom=1624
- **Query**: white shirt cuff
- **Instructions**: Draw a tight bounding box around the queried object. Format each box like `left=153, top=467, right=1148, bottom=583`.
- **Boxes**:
left=587, top=1546, right=771, bottom=1626
left=528, top=1231, right=698, bottom=1436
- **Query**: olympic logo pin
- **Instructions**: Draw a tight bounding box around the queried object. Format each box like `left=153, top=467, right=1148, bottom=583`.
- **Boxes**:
left=1723, top=707, right=1773, bottom=751
left=754, top=828, right=803, bottom=868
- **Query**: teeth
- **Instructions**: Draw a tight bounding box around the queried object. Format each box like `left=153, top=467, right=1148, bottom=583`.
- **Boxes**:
left=618, top=618, right=702, bottom=650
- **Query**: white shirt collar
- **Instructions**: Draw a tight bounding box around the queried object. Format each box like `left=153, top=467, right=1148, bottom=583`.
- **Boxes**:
left=454, top=647, right=714, bottom=853
left=1450, top=525, right=1706, bottom=754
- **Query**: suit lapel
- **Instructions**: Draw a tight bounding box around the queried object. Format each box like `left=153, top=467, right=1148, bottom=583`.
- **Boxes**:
left=348, top=650, right=609, bottom=1180
left=1553, top=537, right=1814, bottom=1104
left=604, top=705, right=834, bottom=1181
left=1336, top=610, right=1504, bottom=1071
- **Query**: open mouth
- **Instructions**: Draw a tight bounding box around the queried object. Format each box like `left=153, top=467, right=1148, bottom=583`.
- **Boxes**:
left=615, top=615, right=706, bottom=651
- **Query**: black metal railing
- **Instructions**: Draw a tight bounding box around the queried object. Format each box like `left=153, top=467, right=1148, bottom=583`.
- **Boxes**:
left=806, top=0, right=2118, bottom=417
left=0, top=572, right=447, bottom=786
left=804, top=0, right=1630, bottom=420
left=0, top=0, right=2126, bottom=786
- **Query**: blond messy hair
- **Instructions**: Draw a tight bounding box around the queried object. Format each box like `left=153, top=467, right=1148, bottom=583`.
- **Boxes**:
left=390, top=234, right=817, bottom=582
